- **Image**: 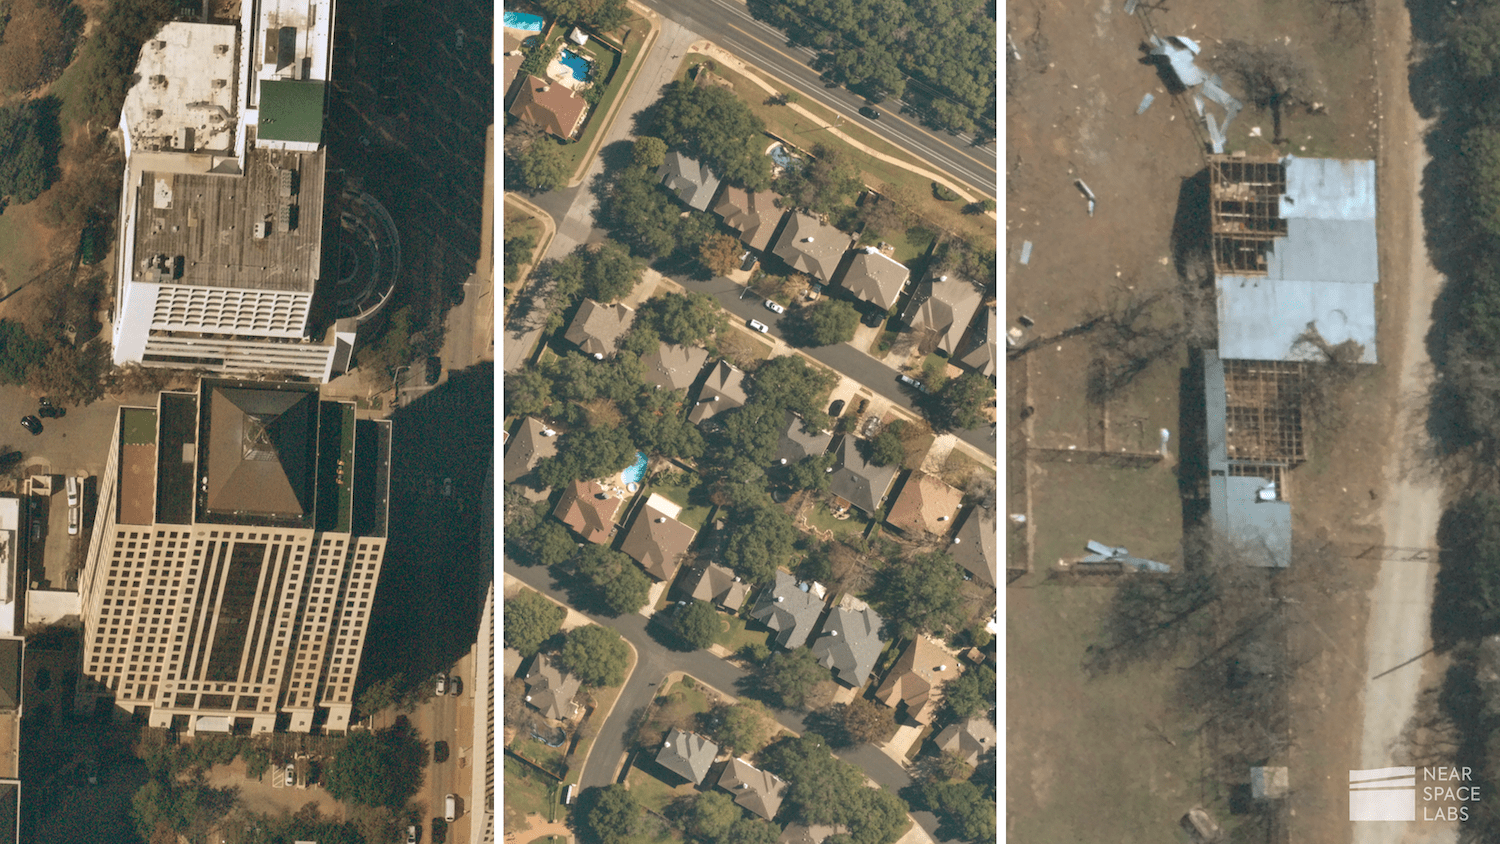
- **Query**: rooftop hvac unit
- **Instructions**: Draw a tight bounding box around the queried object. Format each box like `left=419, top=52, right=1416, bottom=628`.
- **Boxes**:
left=253, top=221, right=268, bottom=239
left=279, top=169, right=294, bottom=198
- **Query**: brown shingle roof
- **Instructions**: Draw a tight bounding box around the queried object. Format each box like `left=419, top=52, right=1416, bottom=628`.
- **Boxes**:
left=688, top=360, right=748, bottom=424
left=504, top=417, right=558, bottom=484
left=772, top=213, right=849, bottom=282
left=874, top=636, right=958, bottom=724
left=933, top=715, right=996, bottom=765
left=686, top=563, right=749, bottom=611
left=714, top=187, right=787, bottom=252
left=716, top=757, right=787, bottom=819
left=553, top=479, right=622, bottom=544
left=621, top=504, right=697, bottom=581
left=957, top=307, right=996, bottom=377
left=564, top=299, right=636, bottom=357
left=508, top=75, right=589, bottom=139
left=641, top=343, right=710, bottom=393
left=886, top=473, right=962, bottom=536
left=839, top=249, right=909, bottom=311
left=900, top=274, right=983, bottom=354
left=950, top=506, right=997, bottom=587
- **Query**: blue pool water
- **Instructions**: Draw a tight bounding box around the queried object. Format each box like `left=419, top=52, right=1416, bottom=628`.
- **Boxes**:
left=769, top=143, right=801, bottom=171
left=559, top=48, right=594, bottom=83
left=503, top=11, right=544, bottom=31
left=623, top=451, right=648, bottom=485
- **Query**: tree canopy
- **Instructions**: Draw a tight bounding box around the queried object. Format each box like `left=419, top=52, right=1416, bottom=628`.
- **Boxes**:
left=871, top=551, right=966, bottom=641
left=0, top=319, right=46, bottom=384
left=675, top=600, right=721, bottom=650
left=535, top=424, right=637, bottom=488
left=562, top=624, right=632, bottom=687
left=633, top=136, right=668, bottom=169
left=505, top=589, right=567, bottom=657
left=581, top=784, right=642, bottom=844
left=637, top=292, right=728, bottom=346
left=723, top=502, right=798, bottom=584
left=322, top=720, right=426, bottom=809
left=0, top=0, right=82, bottom=95
left=515, top=138, right=569, bottom=194
left=756, top=647, right=834, bottom=710
left=920, top=780, right=996, bottom=843
left=700, top=232, right=743, bottom=276
left=535, top=0, right=629, bottom=30
left=713, top=700, right=777, bottom=756
left=747, top=355, right=836, bottom=425
left=940, top=665, right=996, bottom=720
left=650, top=81, right=772, bottom=190
left=787, top=298, right=859, bottom=347
left=842, top=696, right=897, bottom=745
left=576, top=545, right=653, bottom=617
left=759, top=733, right=906, bottom=841
left=929, top=371, right=992, bottom=431
left=0, top=97, right=59, bottom=203
left=778, top=144, right=864, bottom=216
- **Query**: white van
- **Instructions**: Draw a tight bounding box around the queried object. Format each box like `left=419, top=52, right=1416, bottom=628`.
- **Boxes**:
left=445, top=793, right=458, bottom=822
left=66, top=476, right=78, bottom=507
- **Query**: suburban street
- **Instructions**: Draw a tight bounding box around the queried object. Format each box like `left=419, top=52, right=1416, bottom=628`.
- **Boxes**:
left=679, top=275, right=997, bottom=457
left=503, top=564, right=954, bottom=844
left=633, top=0, right=996, bottom=195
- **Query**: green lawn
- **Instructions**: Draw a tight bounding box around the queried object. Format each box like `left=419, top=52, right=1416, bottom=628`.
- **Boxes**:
left=512, top=737, right=568, bottom=779
left=627, top=766, right=700, bottom=814
left=649, top=475, right=712, bottom=531
left=711, top=613, right=769, bottom=654
left=861, top=224, right=938, bottom=268
left=559, top=21, right=649, bottom=173
left=663, top=677, right=711, bottom=714
left=803, top=500, right=869, bottom=539
left=1008, top=583, right=1237, bottom=842
left=504, top=756, right=559, bottom=832
left=675, top=58, right=995, bottom=245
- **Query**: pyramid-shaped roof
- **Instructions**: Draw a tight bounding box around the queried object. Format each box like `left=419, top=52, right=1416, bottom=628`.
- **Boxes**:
left=203, top=383, right=318, bottom=520
left=657, top=727, right=718, bottom=784
left=621, top=504, right=698, bottom=581
left=717, top=757, right=786, bottom=819
left=810, top=596, right=884, bottom=686
left=689, top=361, right=748, bottom=424
left=828, top=436, right=898, bottom=515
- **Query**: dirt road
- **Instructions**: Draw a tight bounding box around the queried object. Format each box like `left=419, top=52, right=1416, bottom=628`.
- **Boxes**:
left=1355, top=1, right=1453, bottom=843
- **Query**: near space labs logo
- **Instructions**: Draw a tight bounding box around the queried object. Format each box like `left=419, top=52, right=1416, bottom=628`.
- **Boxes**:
left=1349, top=766, right=1481, bottom=822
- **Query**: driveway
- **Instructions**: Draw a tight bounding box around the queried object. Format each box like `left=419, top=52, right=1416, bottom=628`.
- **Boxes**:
left=503, top=560, right=955, bottom=843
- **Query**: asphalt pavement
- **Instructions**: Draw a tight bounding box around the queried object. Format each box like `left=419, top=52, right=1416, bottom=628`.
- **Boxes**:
left=632, top=0, right=996, bottom=195
left=503, top=561, right=955, bottom=844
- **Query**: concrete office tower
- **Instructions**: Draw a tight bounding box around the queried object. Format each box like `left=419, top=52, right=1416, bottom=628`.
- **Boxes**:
left=75, top=379, right=391, bottom=736
left=112, top=0, right=355, bottom=380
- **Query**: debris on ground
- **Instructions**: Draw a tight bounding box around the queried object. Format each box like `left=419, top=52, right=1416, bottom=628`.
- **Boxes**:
left=1137, top=93, right=1155, bottom=114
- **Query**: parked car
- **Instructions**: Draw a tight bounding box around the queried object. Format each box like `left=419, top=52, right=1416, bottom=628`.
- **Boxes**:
left=861, top=415, right=882, bottom=437
left=434, top=741, right=449, bottom=763
left=425, top=355, right=442, bottom=385
left=285, top=763, right=296, bottom=787
left=66, top=477, right=78, bottom=507
left=449, top=676, right=462, bottom=696
left=747, top=319, right=770, bottom=333
left=898, top=374, right=929, bottom=393
left=829, top=399, right=846, bottom=417
left=859, top=106, right=880, bottom=120
left=67, top=506, right=79, bottom=536
left=38, top=406, right=64, bottom=419
left=764, top=299, right=786, bottom=314
left=20, top=416, right=41, bottom=436
left=445, top=794, right=459, bottom=822
left=434, top=674, right=448, bottom=695
left=861, top=311, right=884, bottom=328
left=408, top=825, right=419, bottom=844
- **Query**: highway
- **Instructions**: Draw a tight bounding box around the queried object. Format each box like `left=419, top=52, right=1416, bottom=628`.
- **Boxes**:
left=503, top=562, right=959, bottom=844
left=632, top=0, right=997, bottom=196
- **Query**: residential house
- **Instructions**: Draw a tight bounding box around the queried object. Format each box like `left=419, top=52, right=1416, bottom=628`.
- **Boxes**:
left=749, top=570, right=827, bottom=649
left=933, top=715, right=997, bottom=766
left=774, top=410, right=831, bottom=465
left=688, top=361, right=748, bottom=425
left=685, top=563, right=750, bottom=612
left=717, top=757, right=787, bottom=820
left=839, top=248, right=909, bottom=312
left=524, top=654, right=582, bottom=720
left=886, top=472, right=962, bottom=537
left=874, top=635, right=959, bottom=724
left=503, top=647, right=522, bottom=681
left=657, top=727, right=719, bottom=784
left=642, top=343, right=710, bottom=393
left=777, top=825, right=841, bottom=844
left=714, top=187, right=787, bottom=252
left=657, top=152, right=723, bottom=211
left=509, top=75, right=590, bottom=139
left=621, top=504, right=698, bottom=581
left=564, top=299, right=636, bottom=358
left=554, top=479, right=622, bottom=544
left=1210, top=155, right=1379, bottom=363
left=956, top=307, right=996, bottom=377
left=809, top=594, right=884, bottom=687
left=503, top=417, right=558, bottom=485
left=827, top=436, right=898, bottom=516
left=772, top=213, right=849, bottom=283
left=900, top=273, right=983, bottom=355
left=950, top=506, right=997, bottom=588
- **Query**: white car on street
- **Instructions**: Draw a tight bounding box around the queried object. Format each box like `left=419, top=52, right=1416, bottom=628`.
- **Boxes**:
left=748, top=319, right=770, bottom=333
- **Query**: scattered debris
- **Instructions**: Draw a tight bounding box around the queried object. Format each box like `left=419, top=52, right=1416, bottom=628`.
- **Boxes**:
left=1075, top=180, right=1096, bottom=216
left=1079, top=540, right=1172, bottom=573
left=1020, top=240, right=1034, bottom=265
left=1018, top=314, right=1035, bottom=327
left=1249, top=126, right=1262, bottom=137
left=1148, top=34, right=1208, bottom=87
left=1007, top=33, right=1022, bottom=62
left=1136, top=93, right=1155, bottom=114
left=1124, top=0, right=1139, bottom=13
left=1146, top=38, right=1246, bottom=155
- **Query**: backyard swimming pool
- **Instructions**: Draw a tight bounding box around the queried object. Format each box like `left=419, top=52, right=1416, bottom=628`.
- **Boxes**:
left=559, top=48, right=594, bottom=83
left=623, top=451, right=648, bottom=485
left=503, top=11, right=544, bottom=31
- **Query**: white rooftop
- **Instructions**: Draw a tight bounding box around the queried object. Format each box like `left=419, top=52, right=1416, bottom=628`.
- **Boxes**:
left=121, top=22, right=240, bottom=155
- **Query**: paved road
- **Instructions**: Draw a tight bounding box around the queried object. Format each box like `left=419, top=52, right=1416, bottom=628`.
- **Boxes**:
left=504, top=561, right=954, bottom=843
left=671, top=274, right=996, bottom=458
left=635, top=0, right=996, bottom=195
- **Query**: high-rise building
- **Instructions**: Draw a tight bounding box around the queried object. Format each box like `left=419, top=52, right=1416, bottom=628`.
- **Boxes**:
left=111, top=0, right=368, bottom=380
left=75, top=378, right=391, bottom=735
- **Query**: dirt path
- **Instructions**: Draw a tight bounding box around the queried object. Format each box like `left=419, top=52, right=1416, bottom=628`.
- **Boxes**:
left=1354, top=1, right=1454, bottom=842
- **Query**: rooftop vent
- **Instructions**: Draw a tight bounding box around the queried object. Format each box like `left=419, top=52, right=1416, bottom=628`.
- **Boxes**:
left=594, top=353, right=605, bottom=360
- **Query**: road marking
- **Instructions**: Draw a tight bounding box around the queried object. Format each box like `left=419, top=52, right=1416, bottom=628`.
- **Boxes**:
left=714, top=23, right=997, bottom=185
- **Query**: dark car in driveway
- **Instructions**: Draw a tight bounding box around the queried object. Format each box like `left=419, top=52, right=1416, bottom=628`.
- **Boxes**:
left=861, top=310, right=885, bottom=328
left=20, top=416, right=41, bottom=435
left=829, top=399, right=846, bottom=417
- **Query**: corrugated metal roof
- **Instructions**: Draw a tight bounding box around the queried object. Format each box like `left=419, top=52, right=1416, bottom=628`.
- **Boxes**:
left=1204, top=351, right=1229, bottom=471
left=1280, top=158, right=1376, bottom=221
left=1268, top=219, right=1379, bottom=284
left=1217, top=275, right=1378, bottom=363
left=1218, top=476, right=1292, bottom=568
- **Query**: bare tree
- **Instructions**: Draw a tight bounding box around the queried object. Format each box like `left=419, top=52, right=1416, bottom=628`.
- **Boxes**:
left=1213, top=40, right=1326, bottom=144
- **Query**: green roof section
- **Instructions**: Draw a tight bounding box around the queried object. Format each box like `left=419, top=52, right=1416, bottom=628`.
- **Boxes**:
left=258, top=80, right=325, bottom=144
left=122, top=407, right=158, bottom=446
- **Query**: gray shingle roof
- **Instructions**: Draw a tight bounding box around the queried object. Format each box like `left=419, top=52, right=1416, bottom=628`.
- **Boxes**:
left=641, top=343, right=711, bottom=393
left=688, top=361, right=748, bottom=424
left=716, top=757, right=787, bottom=819
left=809, top=597, right=884, bottom=686
left=828, top=436, right=898, bottom=515
left=524, top=654, right=582, bottom=720
left=657, top=727, right=719, bottom=783
left=775, top=410, right=831, bottom=465
left=956, top=307, right=996, bottom=377
left=950, top=506, right=997, bottom=587
left=504, top=417, right=558, bottom=484
left=901, top=274, right=983, bottom=354
left=657, top=152, right=723, bottom=211
left=934, top=715, right=996, bottom=765
left=749, top=570, right=827, bottom=649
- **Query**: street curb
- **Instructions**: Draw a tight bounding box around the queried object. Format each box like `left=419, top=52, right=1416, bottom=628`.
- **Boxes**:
left=501, top=193, right=557, bottom=324
left=564, top=0, right=663, bottom=188
left=577, top=632, right=642, bottom=787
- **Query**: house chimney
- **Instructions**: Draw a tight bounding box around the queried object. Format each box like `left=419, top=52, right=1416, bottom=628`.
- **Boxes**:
left=830, top=630, right=838, bottom=636
left=953, top=538, right=962, bottom=544
left=938, top=516, right=948, bottom=521
left=940, top=275, right=948, bottom=281
left=525, top=695, right=532, bottom=701
left=805, top=237, right=814, bottom=242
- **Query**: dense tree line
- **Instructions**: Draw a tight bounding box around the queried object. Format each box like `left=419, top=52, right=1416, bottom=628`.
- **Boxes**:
left=0, top=97, right=60, bottom=203
left=0, top=0, right=82, bottom=93
left=68, top=0, right=172, bottom=127
left=649, top=82, right=772, bottom=191
left=759, top=0, right=994, bottom=134
left=758, top=734, right=911, bottom=844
